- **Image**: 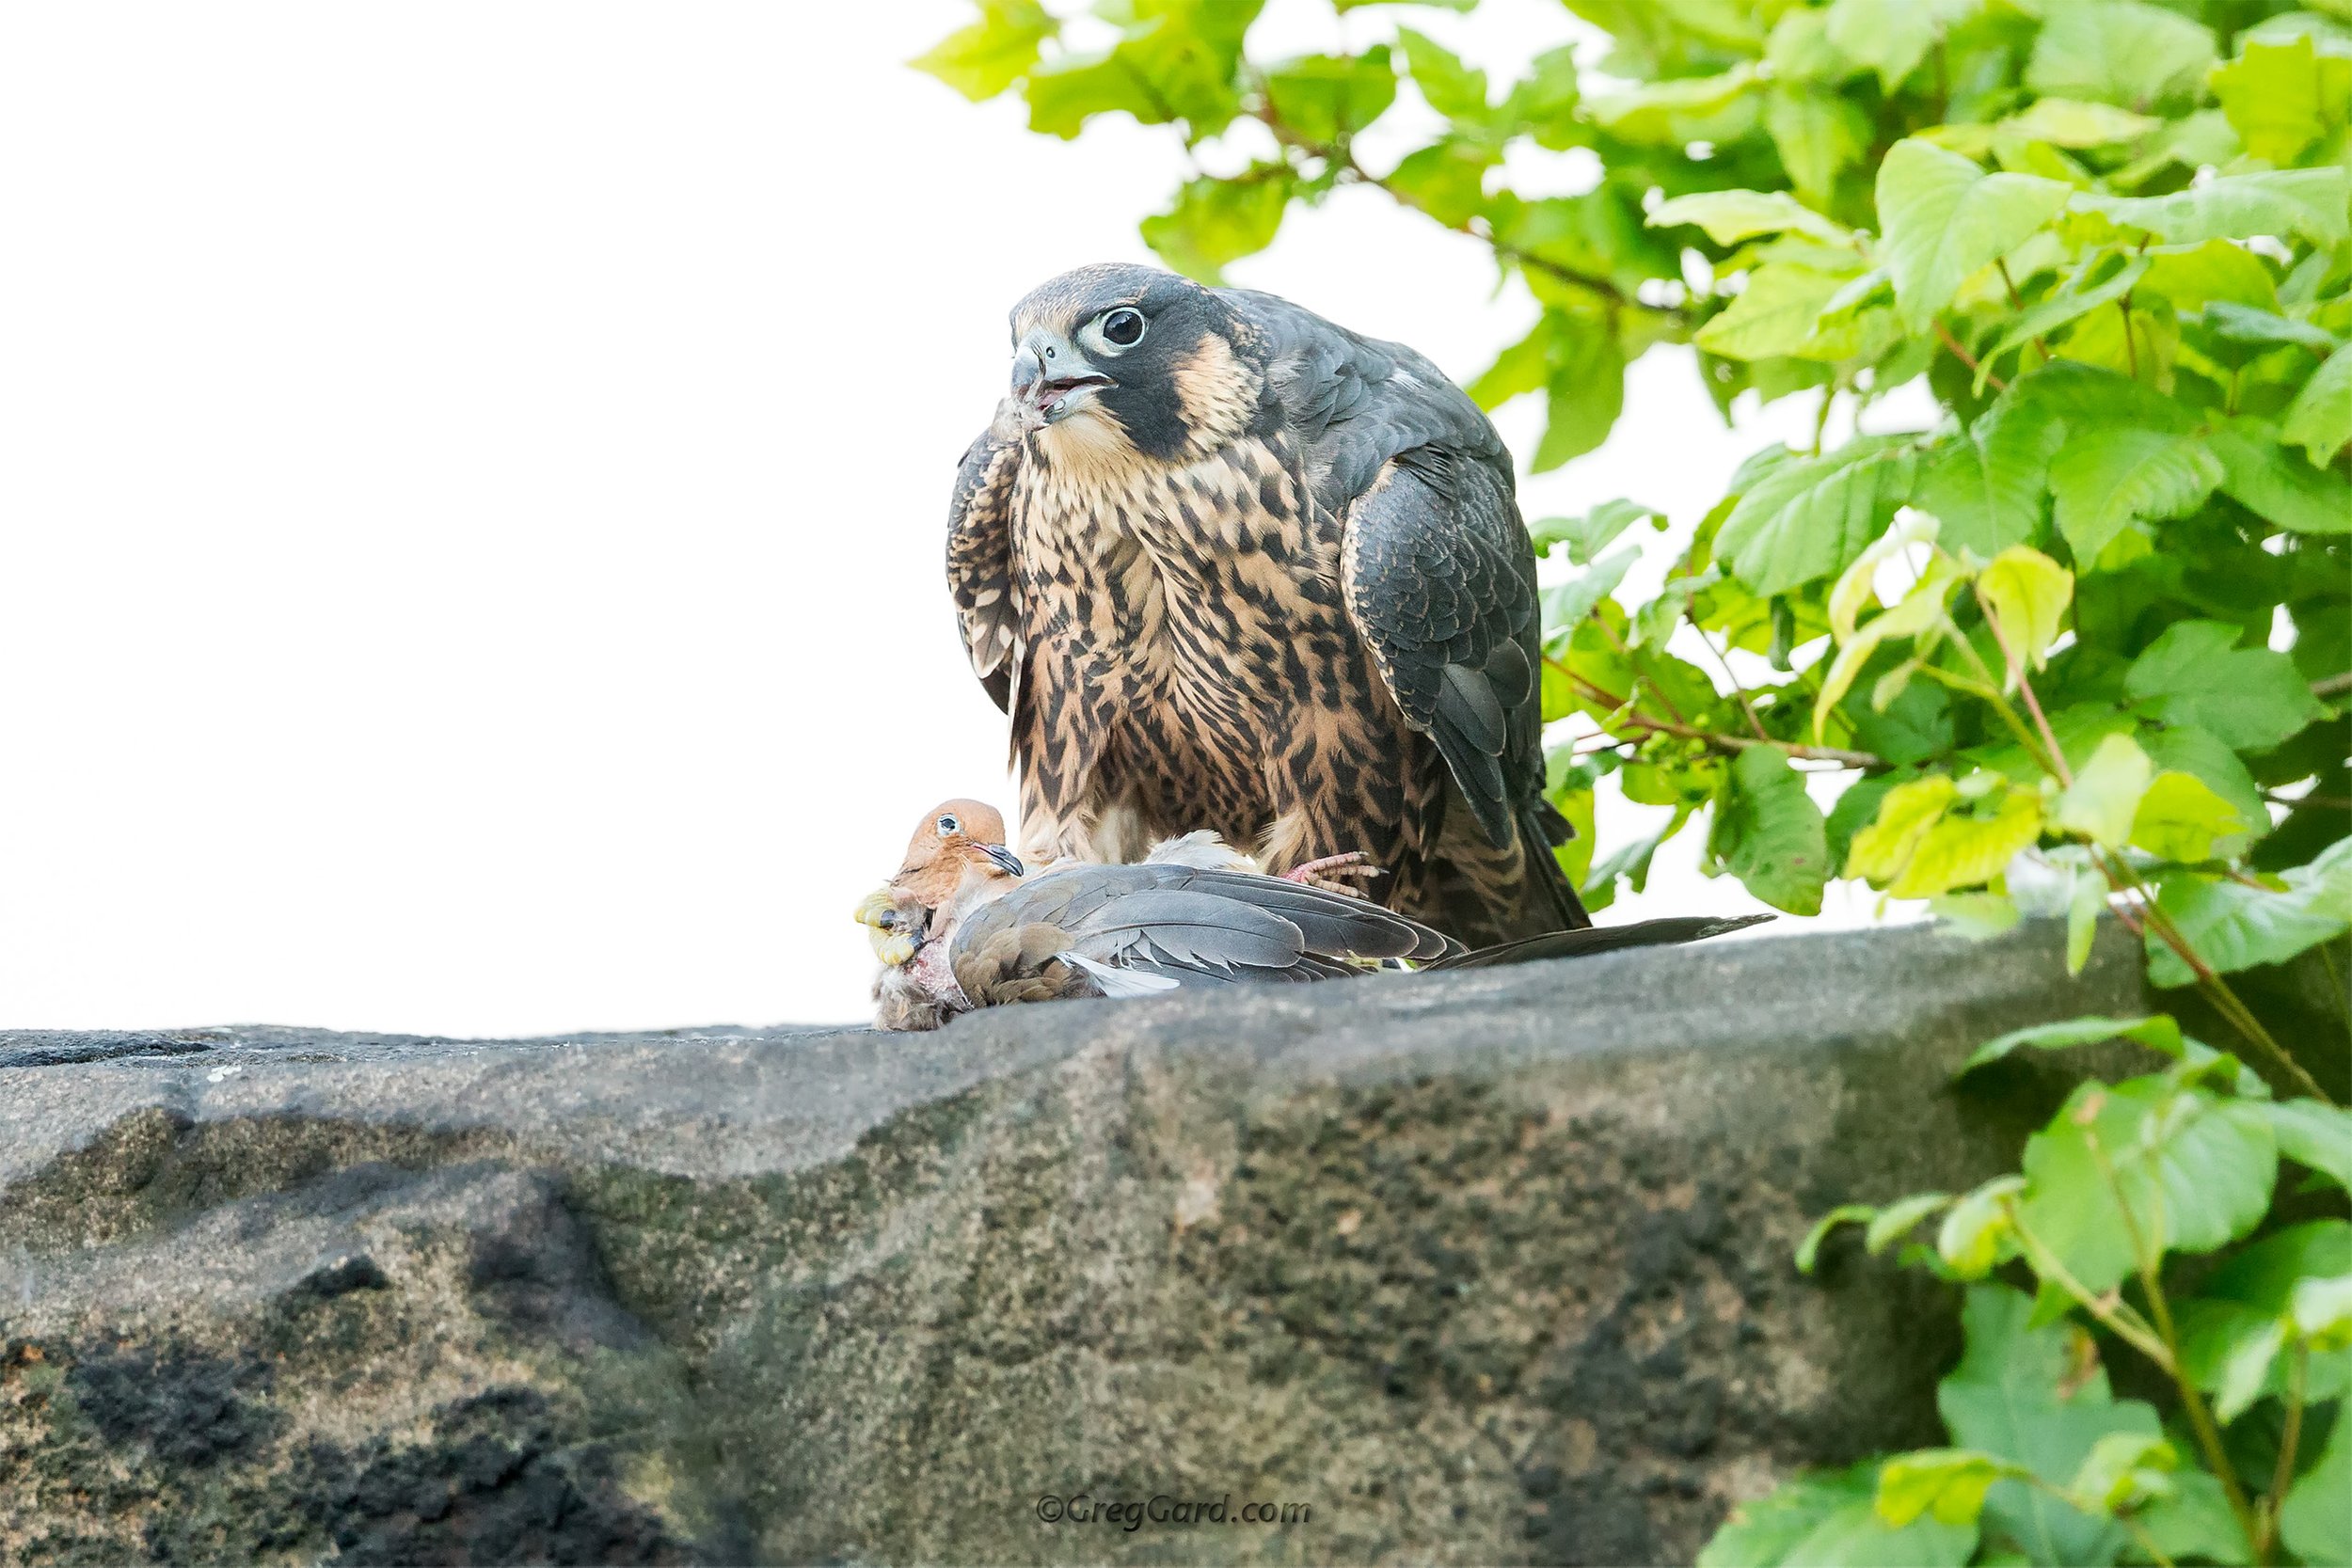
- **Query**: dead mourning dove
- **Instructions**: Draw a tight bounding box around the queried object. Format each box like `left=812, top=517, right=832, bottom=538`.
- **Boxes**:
left=853, top=800, right=1770, bottom=1030
left=854, top=799, right=1454, bottom=1029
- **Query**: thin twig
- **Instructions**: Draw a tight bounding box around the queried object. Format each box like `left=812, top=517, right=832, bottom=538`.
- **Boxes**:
left=2312, top=671, right=2352, bottom=700
left=1935, top=321, right=2007, bottom=390
left=1695, top=628, right=1772, bottom=740
left=2008, top=1211, right=2172, bottom=1367
left=1549, top=660, right=1883, bottom=768
left=2082, top=1121, right=2262, bottom=1557
left=2256, top=1344, right=2310, bottom=1560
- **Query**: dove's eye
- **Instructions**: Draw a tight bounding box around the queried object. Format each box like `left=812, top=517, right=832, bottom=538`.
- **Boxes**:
left=1101, top=308, right=1145, bottom=347
left=937, top=814, right=961, bottom=835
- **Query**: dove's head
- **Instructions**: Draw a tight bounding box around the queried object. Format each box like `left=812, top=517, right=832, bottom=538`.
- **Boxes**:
left=890, top=799, right=1024, bottom=911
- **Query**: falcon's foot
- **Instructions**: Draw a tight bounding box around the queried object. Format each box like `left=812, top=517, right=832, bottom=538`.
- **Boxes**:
left=1279, top=851, right=1382, bottom=898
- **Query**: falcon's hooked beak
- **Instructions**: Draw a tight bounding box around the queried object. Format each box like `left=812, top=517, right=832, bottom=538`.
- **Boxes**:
left=1011, top=329, right=1112, bottom=423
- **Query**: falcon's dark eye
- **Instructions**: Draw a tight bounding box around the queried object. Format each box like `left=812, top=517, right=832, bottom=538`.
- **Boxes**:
left=1102, top=308, right=1146, bottom=347
left=937, top=814, right=961, bottom=835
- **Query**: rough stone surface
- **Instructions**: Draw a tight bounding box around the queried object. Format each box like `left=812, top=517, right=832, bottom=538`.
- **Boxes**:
left=0, top=921, right=2150, bottom=1565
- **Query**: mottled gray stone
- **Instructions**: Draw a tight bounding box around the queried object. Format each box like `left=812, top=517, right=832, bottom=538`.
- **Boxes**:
left=0, top=920, right=2147, bottom=1564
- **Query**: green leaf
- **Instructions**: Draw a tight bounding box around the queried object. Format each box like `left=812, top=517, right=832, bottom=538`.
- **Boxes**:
left=1697, top=265, right=1865, bottom=362
left=1936, top=1284, right=2164, bottom=1567
left=1709, top=746, right=1830, bottom=915
left=1395, top=27, right=1486, bottom=122
left=1498, top=45, right=1581, bottom=149
left=2063, top=1433, right=2176, bottom=1516
left=2142, top=242, right=2281, bottom=315
left=1877, top=139, right=2073, bottom=332
left=1025, top=0, right=1262, bottom=140
left=1263, top=48, right=1397, bottom=144
left=1782, top=1497, right=1978, bottom=1566
left=1383, top=138, right=1496, bottom=229
left=1702, top=1461, right=1975, bottom=1567
left=2261, top=1101, right=2352, bottom=1189
left=1867, top=1192, right=1955, bottom=1255
left=2212, top=33, right=2352, bottom=165
left=1847, top=774, right=1959, bottom=883
left=2294, top=1273, right=2352, bottom=1347
left=1138, top=167, right=1292, bottom=284
left=1465, top=318, right=1551, bottom=411
left=1716, top=437, right=1920, bottom=595
left=1798, top=1204, right=1879, bottom=1274
left=1825, top=0, right=1976, bottom=93
left=1931, top=892, right=2022, bottom=938
left=2017, top=1078, right=2279, bottom=1296
left=2280, top=1406, right=2352, bottom=1567
left=1995, top=99, right=2161, bottom=149
left=1980, top=259, right=2151, bottom=394
left=2142, top=726, right=2267, bottom=848
left=1586, top=65, right=1760, bottom=147
left=2128, top=770, right=2249, bottom=863
left=1534, top=315, right=1627, bottom=468
left=1581, top=804, right=1693, bottom=913
left=2148, top=839, right=2352, bottom=986
left=2281, top=347, right=2352, bottom=468
left=1765, top=89, right=1871, bottom=211
left=912, top=0, right=1056, bottom=102
left=1939, top=1178, right=2025, bottom=1278
left=1699, top=1465, right=1879, bottom=1568
left=2047, top=428, right=2224, bottom=567
left=1877, top=1449, right=2028, bottom=1528
left=2189, top=1308, right=2288, bottom=1422
left=2071, top=167, right=2352, bottom=248
left=1817, top=561, right=1963, bottom=739
left=2055, top=733, right=2154, bottom=848
left=1916, top=394, right=2066, bottom=558
left=2136, top=1472, right=2249, bottom=1567
left=2207, top=304, right=2344, bottom=357
left=2206, top=422, right=2352, bottom=535
left=1539, top=546, right=1640, bottom=646
left=1960, top=1013, right=2186, bottom=1073
left=1530, top=499, right=1664, bottom=564
left=2067, top=867, right=2104, bottom=976
left=1652, top=190, right=1851, bottom=247
left=1977, top=545, right=2074, bottom=678
left=2125, top=620, right=2328, bottom=753
left=2025, top=0, right=2217, bottom=110
left=1889, top=786, right=2043, bottom=898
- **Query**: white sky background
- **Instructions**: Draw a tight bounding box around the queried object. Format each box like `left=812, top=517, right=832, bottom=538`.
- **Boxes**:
left=0, top=1, right=1934, bottom=1036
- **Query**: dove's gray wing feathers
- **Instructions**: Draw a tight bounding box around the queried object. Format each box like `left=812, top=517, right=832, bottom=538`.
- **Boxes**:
left=950, top=862, right=1458, bottom=992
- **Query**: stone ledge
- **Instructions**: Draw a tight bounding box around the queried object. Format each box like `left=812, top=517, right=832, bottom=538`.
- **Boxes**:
left=0, top=920, right=2144, bottom=1565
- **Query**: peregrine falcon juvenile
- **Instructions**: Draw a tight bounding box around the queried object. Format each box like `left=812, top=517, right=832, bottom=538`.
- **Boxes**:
left=946, top=263, right=1590, bottom=947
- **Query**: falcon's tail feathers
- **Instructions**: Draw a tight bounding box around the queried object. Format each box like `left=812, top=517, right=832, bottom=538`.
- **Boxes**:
left=1523, top=799, right=1594, bottom=932
left=1425, top=912, right=1773, bottom=971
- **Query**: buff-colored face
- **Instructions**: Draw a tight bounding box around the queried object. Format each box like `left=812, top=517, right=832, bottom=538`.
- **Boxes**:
left=888, top=798, right=1024, bottom=912
left=1004, top=263, right=1261, bottom=468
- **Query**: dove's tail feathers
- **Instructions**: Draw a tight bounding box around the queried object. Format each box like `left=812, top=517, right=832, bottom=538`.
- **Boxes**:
left=1425, top=912, right=1773, bottom=971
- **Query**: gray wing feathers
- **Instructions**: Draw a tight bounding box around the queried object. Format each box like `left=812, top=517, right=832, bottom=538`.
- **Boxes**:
left=1340, top=454, right=1543, bottom=847
left=1071, top=888, right=1305, bottom=972
left=950, top=863, right=1459, bottom=993
left=1223, top=287, right=1501, bottom=512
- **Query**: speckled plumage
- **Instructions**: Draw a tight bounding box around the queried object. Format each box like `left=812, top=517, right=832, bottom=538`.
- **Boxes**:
left=948, top=264, right=1589, bottom=946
